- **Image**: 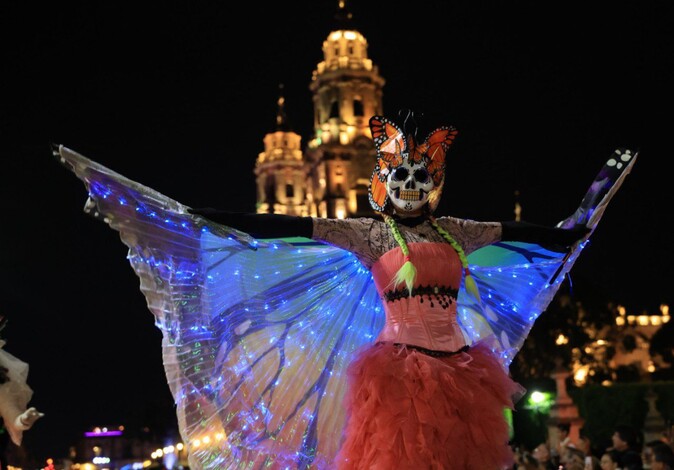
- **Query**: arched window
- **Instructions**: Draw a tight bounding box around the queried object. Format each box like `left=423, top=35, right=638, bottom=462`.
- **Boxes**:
left=353, top=99, right=364, bottom=117
left=329, top=101, right=339, bottom=119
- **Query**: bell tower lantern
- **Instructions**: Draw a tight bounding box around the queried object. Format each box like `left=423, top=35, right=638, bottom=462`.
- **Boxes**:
left=254, top=85, right=308, bottom=216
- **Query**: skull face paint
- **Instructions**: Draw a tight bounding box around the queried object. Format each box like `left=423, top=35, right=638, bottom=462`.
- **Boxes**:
left=386, top=160, right=434, bottom=213
left=368, top=115, right=458, bottom=214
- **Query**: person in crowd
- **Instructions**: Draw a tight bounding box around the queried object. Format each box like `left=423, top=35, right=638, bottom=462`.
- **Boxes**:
left=532, top=442, right=558, bottom=470
left=610, top=424, right=644, bottom=469
left=515, top=450, right=540, bottom=470
left=578, top=431, right=594, bottom=459
left=584, top=455, right=602, bottom=470
left=651, top=444, right=674, bottom=470
left=600, top=449, right=621, bottom=470
left=643, top=440, right=671, bottom=469
left=561, top=446, right=588, bottom=470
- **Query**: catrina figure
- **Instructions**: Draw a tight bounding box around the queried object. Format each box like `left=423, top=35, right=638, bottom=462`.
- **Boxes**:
left=53, top=113, right=636, bottom=469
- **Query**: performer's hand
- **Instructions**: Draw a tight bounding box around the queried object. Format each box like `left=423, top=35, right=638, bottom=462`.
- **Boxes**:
left=187, top=207, right=224, bottom=217
left=559, top=224, right=592, bottom=247
left=14, top=407, right=45, bottom=430
left=187, top=207, right=240, bottom=226
left=501, top=221, right=591, bottom=249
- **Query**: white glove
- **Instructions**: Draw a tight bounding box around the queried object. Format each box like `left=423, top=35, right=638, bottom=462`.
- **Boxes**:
left=13, top=406, right=44, bottom=430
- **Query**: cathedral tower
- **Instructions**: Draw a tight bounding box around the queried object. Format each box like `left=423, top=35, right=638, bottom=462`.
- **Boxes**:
left=304, top=2, right=385, bottom=218
left=254, top=86, right=308, bottom=216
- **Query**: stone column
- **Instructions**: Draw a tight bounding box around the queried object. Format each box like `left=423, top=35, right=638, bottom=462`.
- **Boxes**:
left=643, top=388, right=666, bottom=443
left=547, top=361, right=585, bottom=452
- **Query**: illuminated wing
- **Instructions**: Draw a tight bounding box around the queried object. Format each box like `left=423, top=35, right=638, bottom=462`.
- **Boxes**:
left=456, top=149, right=637, bottom=367
left=55, top=146, right=384, bottom=469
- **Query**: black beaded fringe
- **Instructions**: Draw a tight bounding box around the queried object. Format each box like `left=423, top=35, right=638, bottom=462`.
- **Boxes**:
left=392, top=343, right=470, bottom=358
left=383, top=284, right=458, bottom=309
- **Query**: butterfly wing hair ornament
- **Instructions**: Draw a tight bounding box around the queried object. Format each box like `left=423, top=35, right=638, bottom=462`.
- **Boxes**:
left=54, top=145, right=384, bottom=469
left=54, top=143, right=636, bottom=468
left=368, top=115, right=457, bottom=213
left=456, top=149, right=637, bottom=366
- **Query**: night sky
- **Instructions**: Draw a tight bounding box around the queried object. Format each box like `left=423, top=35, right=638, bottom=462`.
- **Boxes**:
left=1, top=0, right=670, bottom=461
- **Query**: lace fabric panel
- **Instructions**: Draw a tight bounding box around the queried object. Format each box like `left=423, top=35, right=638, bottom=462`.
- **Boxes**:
left=311, top=216, right=502, bottom=268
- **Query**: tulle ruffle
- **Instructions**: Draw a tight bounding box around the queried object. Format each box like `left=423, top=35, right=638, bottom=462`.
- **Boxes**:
left=334, top=339, right=524, bottom=470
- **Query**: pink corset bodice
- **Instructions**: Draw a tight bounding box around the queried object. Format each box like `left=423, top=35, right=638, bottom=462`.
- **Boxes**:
left=371, top=242, right=467, bottom=352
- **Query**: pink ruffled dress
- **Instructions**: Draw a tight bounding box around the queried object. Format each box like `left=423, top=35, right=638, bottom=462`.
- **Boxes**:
left=334, top=243, right=524, bottom=470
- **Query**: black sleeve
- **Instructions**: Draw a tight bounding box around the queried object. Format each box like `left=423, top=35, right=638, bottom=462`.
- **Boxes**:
left=500, top=221, right=590, bottom=249
left=188, top=208, right=314, bottom=239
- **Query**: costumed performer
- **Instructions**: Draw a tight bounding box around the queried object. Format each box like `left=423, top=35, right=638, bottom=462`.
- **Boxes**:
left=52, top=113, right=636, bottom=469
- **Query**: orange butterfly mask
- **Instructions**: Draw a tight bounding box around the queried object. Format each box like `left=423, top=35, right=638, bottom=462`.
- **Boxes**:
left=368, top=115, right=458, bottom=213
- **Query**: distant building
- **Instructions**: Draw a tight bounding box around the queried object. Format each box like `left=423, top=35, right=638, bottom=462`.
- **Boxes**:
left=68, top=426, right=186, bottom=470
left=254, top=3, right=385, bottom=219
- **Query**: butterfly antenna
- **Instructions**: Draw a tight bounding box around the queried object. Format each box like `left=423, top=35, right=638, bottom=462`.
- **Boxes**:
left=410, top=110, right=422, bottom=142
left=396, top=109, right=407, bottom=132
left=397, top=108, right=409, bottom=130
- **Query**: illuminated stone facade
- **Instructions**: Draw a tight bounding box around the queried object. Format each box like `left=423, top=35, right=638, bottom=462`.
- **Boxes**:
left=255, top=12, right=385, bottom=218
left=254, top=94, right=308, bottom=216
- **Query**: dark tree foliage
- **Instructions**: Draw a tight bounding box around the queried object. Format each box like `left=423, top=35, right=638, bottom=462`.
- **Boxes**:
left=650, top=321, right=674, bottom=364
left=649, top=320, right=674, bottom=382
left=510, top=279, right=615, bottom=384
